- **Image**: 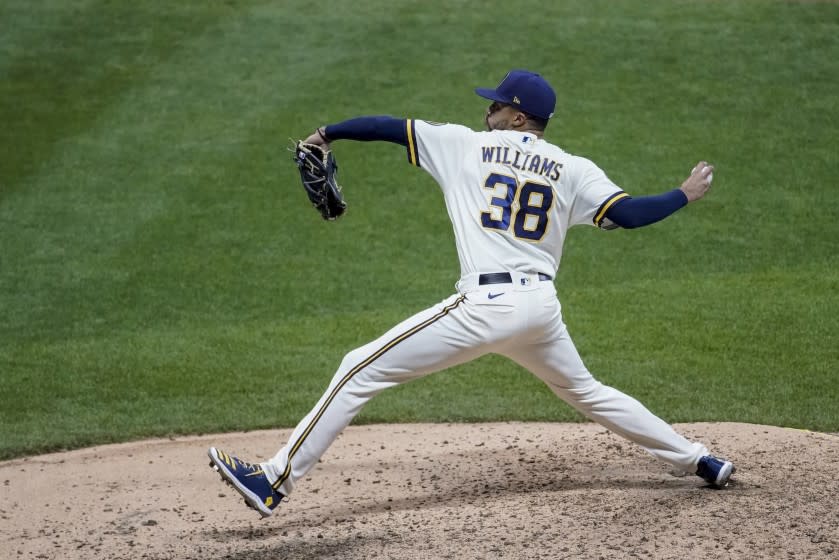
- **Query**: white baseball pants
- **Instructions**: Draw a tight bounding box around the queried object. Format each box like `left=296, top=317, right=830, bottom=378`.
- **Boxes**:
left=264, top=272, right=708, bottom=496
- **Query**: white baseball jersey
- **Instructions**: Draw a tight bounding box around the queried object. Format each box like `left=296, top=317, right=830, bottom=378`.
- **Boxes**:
left=405, top=120, right=629, bottom=278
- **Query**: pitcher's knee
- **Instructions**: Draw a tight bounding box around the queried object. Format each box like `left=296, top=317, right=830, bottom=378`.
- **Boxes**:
left=333, top=347, right=389, bottom=388
left=565, top=379, right=605, bottom=399
left=337, top=347, right=368, bottom=375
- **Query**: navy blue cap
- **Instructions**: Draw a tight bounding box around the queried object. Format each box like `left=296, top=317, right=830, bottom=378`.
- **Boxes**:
left=475, top=69, right=556, bottom=120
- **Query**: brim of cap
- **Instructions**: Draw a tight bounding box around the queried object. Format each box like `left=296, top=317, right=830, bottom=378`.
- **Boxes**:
left=474, top=87, right=510, bottom=104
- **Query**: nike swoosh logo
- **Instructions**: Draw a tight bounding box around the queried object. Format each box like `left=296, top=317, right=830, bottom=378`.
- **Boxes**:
left=487, top=292, right=505, bottom=300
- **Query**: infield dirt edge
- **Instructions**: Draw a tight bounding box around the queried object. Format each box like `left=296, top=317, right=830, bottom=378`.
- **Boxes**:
left=2, top=422, right=838, bottom=559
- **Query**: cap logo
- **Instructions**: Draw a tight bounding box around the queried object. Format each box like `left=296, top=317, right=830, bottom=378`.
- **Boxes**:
left=513, top=96, right=521, bottom=104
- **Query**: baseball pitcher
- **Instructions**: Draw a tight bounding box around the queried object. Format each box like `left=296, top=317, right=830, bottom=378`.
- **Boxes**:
left=208, top=69, right=735, bottom=517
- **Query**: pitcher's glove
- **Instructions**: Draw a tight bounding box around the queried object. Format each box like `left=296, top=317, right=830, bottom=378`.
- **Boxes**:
left=293, top=141, right=346, bottom=221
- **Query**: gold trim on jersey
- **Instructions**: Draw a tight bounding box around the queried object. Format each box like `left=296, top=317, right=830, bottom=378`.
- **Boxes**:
left=594, top=191, right=629, bottom=227
left=479, top=171, right=517, bottom=232
left=271, top=295, right=467, bottom=492
left=517, top=179, right=555, bottom=243
left=406, top=119, right=420, bottom=167
left=523, top=190, right=546, bottom=233
left=478, top=172, right=555, bottom=243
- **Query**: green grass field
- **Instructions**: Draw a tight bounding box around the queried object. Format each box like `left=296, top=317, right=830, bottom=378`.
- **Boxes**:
left=1, top=0, right=837, bottom=460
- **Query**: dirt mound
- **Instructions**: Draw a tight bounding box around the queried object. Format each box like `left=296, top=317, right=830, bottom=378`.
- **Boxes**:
left=2, top=422, right=837, bottom=559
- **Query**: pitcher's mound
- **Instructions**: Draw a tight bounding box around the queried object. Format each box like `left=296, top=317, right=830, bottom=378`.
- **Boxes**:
left=2, top=422, right=837, bottom=559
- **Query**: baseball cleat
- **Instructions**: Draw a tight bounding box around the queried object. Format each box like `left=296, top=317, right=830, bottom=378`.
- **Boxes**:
left=696, top=455, right=736, bottom=488
left=208, top=447, right=283, bottom=517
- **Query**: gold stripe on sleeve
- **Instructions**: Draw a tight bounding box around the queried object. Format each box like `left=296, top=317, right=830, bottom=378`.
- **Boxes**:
left=406, top=119, right=419, bottom=166
left=593, top=191, right=630, bottom=226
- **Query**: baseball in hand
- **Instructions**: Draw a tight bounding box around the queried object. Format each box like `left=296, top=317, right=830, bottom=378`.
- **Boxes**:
left=693, top=164, right=714, bottom=184
left=702, top=165, right=714, bottom=184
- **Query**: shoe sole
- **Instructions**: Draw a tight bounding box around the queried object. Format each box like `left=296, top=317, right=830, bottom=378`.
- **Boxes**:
left=713, top=461, right=735, bottom=487
left=207, top=447, right=274, bottom=518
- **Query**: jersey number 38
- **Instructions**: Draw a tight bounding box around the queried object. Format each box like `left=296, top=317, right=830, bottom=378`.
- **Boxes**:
left=480, top=173, right=555, bottom=241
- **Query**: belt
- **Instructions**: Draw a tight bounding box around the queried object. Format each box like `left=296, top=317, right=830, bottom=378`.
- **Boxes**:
left=478, top=272, right=552, bottom=285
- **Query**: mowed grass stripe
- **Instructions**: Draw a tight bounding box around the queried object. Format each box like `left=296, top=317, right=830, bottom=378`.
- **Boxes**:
left=0, top=1, right=245, bottom=199
left=0, top=2, right=414, bottom=343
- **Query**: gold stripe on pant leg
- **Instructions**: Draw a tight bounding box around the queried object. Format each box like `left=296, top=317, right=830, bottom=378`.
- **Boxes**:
left=272, top=295, right=466, bottom=490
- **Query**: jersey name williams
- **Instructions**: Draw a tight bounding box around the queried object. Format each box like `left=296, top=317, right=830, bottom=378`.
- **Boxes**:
left=481, top=146, right=563, bottom=181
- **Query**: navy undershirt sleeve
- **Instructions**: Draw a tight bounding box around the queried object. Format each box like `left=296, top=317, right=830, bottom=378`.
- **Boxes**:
left=324, top=116, right=408, bottom=146
left=605, top=189, right=689, bottom=229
